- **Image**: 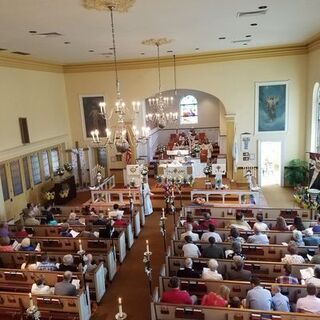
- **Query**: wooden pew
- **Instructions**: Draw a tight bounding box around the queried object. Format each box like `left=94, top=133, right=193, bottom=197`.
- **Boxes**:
left=0, top=265, right=106, bottom=303
left=165, top=256, right=311, bottom=281
left=0, top=289, right=91, bottom=320
left=12, top=231, right=127, bottom=263
left=170, top=240, right=318, bottom=261
left=182, top=205, right=313, bottom=220
left=0, top=250, right=116, bottom=282
left=174, top=227, right=320, bottom=245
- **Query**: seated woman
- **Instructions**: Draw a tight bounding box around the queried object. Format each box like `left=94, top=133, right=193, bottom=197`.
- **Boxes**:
left=79, top=224, right=97, bottom=238
left=227, top=227, right=245, bottom=244
left=60, top=223, right=73, bottom=237
left=281, top=242, right=305, bottom=264
left=183, top=214, right=200, bottom=231
left=0, top=222, right=13, bottom=238
left=31, top=276, right=54, bottom=295
left=253, top=213, right=269, bottom=231
left=15, top=223, right=29, bottom=238
left=292, top=230, right=304, bottom=246
left=228, top=212, right=251, bottom=231
left=0, top=236, right=14, bottom=252
left=289, top=216, right=305, bottom=231
left=20, top=237, right=35, bottom=251
left=272, top=216, right=289, bottom=231
left=113, top=213, right=128, bottom=227
left=67, top=212, right=83, bottom=226
left=226, top=241, right=246, bottom=260
left=202, top=259, right=223, bottom=280
left=79, top=253, right=97, bottom=273
left=58, top=254, right=78, bottom=272
left=21, top=254, right=39, bottom=270
left=46, top=212, right=58, bottom=225
left=201, top=285, right=230, bottom=307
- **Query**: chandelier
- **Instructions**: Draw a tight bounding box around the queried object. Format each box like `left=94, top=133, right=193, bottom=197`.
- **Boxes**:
left=88, top=3, right=149, bottom=153
left=142, top=38, right=178, bottom=129
left=83, top=0, right=135, bottom=12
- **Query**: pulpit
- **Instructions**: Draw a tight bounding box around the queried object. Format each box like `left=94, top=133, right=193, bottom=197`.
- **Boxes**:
left=50, top=175, right=76, bottom=205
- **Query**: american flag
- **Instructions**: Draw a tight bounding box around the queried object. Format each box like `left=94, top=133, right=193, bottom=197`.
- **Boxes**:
left=124, top=146, right=132, bottom=164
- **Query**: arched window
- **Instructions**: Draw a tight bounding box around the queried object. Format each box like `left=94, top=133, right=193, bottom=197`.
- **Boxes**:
left=179, top=95, right=198, bottom=125
left=311, top=83, right=320, bottom=152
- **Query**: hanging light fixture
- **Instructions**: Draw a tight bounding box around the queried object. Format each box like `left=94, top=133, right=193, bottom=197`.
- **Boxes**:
left=142, top=38, right=178, bottom=129
left=87, top=1, right=149, bottom=153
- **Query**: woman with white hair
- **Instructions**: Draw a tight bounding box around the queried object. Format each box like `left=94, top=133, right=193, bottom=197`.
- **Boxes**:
left=20, top=237, right=35, bottom=251
left=67, top=212, right=83, bottom=225
left=292, top=230, right=304, bottom=246
left=304, top=229, right=320, bottom=246
left=202, top=259, right=223, bottom=280
left=58, top=254, right=78, bottom=272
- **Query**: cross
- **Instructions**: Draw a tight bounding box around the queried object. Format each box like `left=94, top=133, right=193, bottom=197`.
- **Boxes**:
left=65, top=141, right=89, bottom=187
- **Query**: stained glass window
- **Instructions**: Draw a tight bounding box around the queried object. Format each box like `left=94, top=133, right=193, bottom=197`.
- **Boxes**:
left=180, top=95, right=198, bottom=125
left=10, top=160, right=23, bottom=196
left=31, top=154, right=42, bottom=185
left=0, top=165, right=9, bottom=201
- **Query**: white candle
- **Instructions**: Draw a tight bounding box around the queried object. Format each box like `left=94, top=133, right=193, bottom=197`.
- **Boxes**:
left=79, top=239, right=83, bottom=252
left=146, top=240, right=150, bottom=254
left=118, top=297, right=123, bottom=317
left=162, top=208, right=165, bottom=219
left=29, top=293, right=33, bottom=308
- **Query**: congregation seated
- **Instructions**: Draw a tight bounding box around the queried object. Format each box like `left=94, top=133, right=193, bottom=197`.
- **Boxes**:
left=253, top=213, right=269, bottom=231
left=303, top=229, right=320, bottom=246
left=199, top=212, right=217, bottom=229
left=21, top=254, right=39, bottom=270
left=305, top=265, right=320, bottom=287
left=226, top=256, right=251, bottom=281
left=182, top=236, right=201, bottom=258
left=67, top=212, right=83, bottom=226
left=31, top=275, right=54, bottom=295
left=226, top=241, right=246, bottom=260
left=201, top=284, right=230, bottom=307
left=281, top=242, right=305, bottom=264
left=202, top=236, right=224, bottom=259
left=0, top=236, right=13, bottom=252
left=271, top=285, right=290, bottom=312
left=60, top=223, right=73, bottom=237
left=181, top=224, right=199, bottom=242
left=200, top=224, right=222, bottom=243
left=226, top=227, right=245, bottom=244
left=247, top=226, right=269, bottom=245
left=275, top=264, right=299, bottom=284
left=79, top=224, right=97, bottom=238
left=228, top=212, right=251, bottom=231
left=272, top=216, right=289, bottom=231
left=202, top=259, right=223, bottom=280
left=177, top=258, right=200, bottom=278
left=58, top=254, right=78, bottom=272
left=38, top=254, right=58, bottom=271
left=296, top=283, right=320, bottom=313
left=290, top=216, right=305, bottom=231
left=14, top=223, right=29, bottom=238
left=161, top=276, right=196, bottom=305
left=312, top=216, right=320, bottom=233
left=20, top=237, right=35, bottom=251
left=245, top=276, right=272, bottom=311
left=54, top=271, right=77, bottom=296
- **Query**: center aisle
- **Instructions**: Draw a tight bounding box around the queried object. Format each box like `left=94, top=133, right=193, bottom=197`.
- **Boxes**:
left=91, top=209, right=175, bottom=320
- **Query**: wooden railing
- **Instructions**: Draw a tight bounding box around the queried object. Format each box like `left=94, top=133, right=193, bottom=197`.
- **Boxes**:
left=91, top=188, right=141, bottom=205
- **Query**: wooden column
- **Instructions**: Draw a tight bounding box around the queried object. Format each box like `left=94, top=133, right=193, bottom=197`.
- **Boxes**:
left=225, top=114, right=236, bottom=181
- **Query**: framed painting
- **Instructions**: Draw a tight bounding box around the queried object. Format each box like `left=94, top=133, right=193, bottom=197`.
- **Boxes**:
left=255, top=81, right=288, bottom=133
left=79, top=95, right=106, bottom=139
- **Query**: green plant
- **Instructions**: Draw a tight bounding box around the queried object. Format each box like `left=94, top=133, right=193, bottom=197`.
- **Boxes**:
left=284, top=159, right=308, bottom=186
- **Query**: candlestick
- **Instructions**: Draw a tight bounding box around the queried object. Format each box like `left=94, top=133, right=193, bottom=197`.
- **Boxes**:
left=146, top=240, right=150, bottom=254
left=118, top=297, right=123, bottom=317
left=29, top=293, right=34, bottom=308
left=162, top=208, right=165, bottom=219
left=79, top=239, right=83, bottom=252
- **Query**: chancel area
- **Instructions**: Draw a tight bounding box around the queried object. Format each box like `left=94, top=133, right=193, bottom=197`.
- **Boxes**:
left=1, top=1, right=320, bottom=319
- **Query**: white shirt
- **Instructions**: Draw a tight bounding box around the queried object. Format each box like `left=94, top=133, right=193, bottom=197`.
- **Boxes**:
left=21, top=262, right=40, bottom=270
left=31, top=283, right=53, bottom=295
left=297, top=295, right=320, bottom=313
left=306, top=277, right=320, bottom=287
left=281, top=254, right=305, bottom=265
left=200, top=232, right=222, bottom=243
left=180, top=231, right=199, bottom=242
left=182, top=243, right=201, bottom=258
left=202, top=268, right=223, bottom=280
left=253, top=222, right=269, bottom=231
left=108, top=210, right=124, bottom=218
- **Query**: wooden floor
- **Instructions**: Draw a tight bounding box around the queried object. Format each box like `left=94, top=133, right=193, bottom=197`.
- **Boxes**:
left=68, top=184, right=295, bottom=319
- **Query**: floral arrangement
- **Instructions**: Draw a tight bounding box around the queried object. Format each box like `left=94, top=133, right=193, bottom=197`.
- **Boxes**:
left=45, top=191, right=55, bottom=201
left=55, top=167, right=65, bottom=176
left=157, top=145, right=167, bottom=154
left=59, top=184, right=70, bottom=198
left=64, top=162, right=73, bottom=172
left=141, top=166, right=149, bottom=176
left=193, top=144, right=201, bottom=153
left=156, top=175, right=194, bottom=187
left=203, top=165, right=212, bottom=175
left=293, top=185, right=320, bottom=209
left=194, top=197, right=206, bottom=205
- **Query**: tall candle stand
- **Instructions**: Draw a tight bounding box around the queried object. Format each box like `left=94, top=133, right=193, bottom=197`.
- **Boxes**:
left=143, top=240, right=153, bottom=296
left=160, top=208, right=167, bottom=252
left=115, top=297, right=127, bottom=319
left=26, top=293, right=40, bottom=320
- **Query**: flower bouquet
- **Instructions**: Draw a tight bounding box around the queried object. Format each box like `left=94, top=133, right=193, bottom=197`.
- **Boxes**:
left=55, top=167, right=65, bottom=176
left=141, top=166, right=149, bottom=177
left=203, top=164, right=212, bottom=183
left=64, top=162, right=73, bottom=172
left=194, top=197, right=206, bottom=205
left=293, top=185, right=320, bottom=209
left=59, top=184, right=70, bottom=198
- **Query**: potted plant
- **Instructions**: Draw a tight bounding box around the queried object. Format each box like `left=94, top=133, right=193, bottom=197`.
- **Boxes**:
left=284, top=159, right=308, bottom=186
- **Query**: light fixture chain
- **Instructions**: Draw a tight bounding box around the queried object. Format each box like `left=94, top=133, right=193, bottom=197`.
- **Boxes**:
left=173, top=54, right=177, bottom=96
left=157, top=43, right=161, bottom=95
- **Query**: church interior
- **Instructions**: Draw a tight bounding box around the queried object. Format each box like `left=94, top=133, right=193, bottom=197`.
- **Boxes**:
left=1, top=0, right=320, bottom=319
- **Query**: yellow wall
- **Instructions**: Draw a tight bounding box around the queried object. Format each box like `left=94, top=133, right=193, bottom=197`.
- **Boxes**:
left=65, top=54, right=308, bottom=165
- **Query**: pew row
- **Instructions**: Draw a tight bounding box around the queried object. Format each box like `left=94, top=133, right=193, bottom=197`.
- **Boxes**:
left=170, top=240, right=317, bottom=261
left=0, top=250, right=116, bottom=282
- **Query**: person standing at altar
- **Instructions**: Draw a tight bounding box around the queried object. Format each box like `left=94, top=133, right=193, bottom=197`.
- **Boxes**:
left=141, top=177, right=154, bottom=216
left=201, top=138, right=213, bottom=160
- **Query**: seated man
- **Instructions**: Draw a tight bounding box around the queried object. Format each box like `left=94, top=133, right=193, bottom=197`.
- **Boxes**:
left=24, top=213, right=40, bottom=226
left=180, top=224, right=199, bottom=242
left=200, top=224, right=222, bottom=243
left=54, top=271, right=77, bottom=296
left=60, top=223, right=73, bottom=238
left=182, top=236, right=201, bottom=258
left=108, top=204, right=124, bottom=219
left=32, top=276, right=53, bottom=295
left=271, top=285, right=290, bottom=312
left=202, top=236, right=224, bottom=259
left=228, top=212, right=251, bottom=231
left=303, top=229, right=320, bottom=246
left=246, top=276, right=272, bottom=311
left=161, top=276, right=196, bottom=304
left=199, top=212, right=217, bottom=229
left=253, top=213, right=269, bottom=231
left=275, top=264, right=299, bottom=284
left=113, top=213, right=128, bottom=227
left=67, top=212, right=83, bottom=226
left=296, top=283, right=320, bottom=313
left=227, top=257, right=251, bottom=281
left=99, top=221, right=119, bottom=239
left=177, top=258, right=200, bottom=278
left=247, top=226, right=269, bottom=245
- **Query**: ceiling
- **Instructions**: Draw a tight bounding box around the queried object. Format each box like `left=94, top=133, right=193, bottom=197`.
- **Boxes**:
left=0, top=0, right=320, bottom=64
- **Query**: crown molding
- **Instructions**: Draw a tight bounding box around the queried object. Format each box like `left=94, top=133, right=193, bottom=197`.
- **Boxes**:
left=63, top=44, right=308, bottom=73
left=0, top=53, right=63, bottom=73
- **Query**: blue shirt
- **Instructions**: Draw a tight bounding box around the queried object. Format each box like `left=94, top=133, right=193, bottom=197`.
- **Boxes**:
left=272, top=292, right=290, bottom=312
left=246, top=286, right=272, bottom=310
left=247, top=233, right=269, bottom=244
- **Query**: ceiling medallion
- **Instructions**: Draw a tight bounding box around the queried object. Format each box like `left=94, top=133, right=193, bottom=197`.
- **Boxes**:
left=141, top=38, right=173, bottom=46
left=83, top=0, right=135, bottom=13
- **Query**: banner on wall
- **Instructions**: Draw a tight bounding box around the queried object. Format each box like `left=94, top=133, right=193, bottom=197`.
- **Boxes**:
left=308, top=152, right=320, bottom=189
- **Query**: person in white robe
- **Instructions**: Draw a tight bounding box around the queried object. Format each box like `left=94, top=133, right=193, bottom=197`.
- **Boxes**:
left=141, top=178, right=154, bottom=216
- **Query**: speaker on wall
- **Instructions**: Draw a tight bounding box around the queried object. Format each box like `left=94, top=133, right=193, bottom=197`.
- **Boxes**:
left=19, top=117, right=30, bottom=144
